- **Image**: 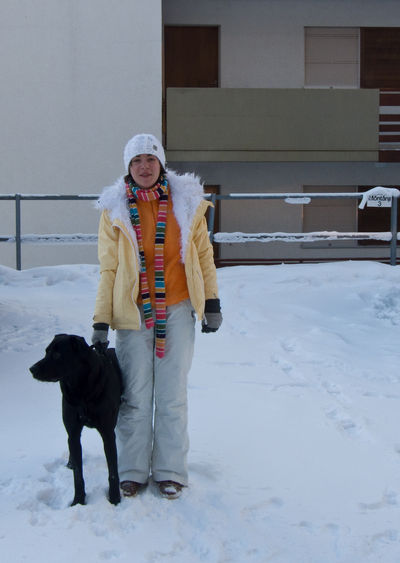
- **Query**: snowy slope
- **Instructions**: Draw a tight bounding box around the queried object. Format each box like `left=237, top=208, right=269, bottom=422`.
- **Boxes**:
left=1, top=261, right=400, bottom=562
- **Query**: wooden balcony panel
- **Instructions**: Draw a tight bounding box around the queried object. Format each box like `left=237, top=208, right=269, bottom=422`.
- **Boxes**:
left=379, top=135, right=400, bottom=142
left=166, top=88, right=379, bottom=162
left=379, top=150, right=400, bottom=162
left=379, top=90, right=400, bottom=160
left=380, top=92, right=400, bottom=106
left=380, top=114, right=400, bottom=121
left=380, top=124, right=400, bottom=131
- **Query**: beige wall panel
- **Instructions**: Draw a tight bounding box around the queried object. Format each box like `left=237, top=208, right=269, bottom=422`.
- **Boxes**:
left=306, top=36, right=359, bottom=63
left=302, top=186, right=358, bottom=248
left=166, top=150, right=378, bottom=162
left=166, top=88, right=379, bottom=157
left=305, top=64, right=360, bottom=88
left=305, top=28, right=359, bottom=87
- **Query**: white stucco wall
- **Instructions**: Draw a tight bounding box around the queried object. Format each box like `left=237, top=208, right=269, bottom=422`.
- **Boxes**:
left=0, top=0, right=162, bottom=268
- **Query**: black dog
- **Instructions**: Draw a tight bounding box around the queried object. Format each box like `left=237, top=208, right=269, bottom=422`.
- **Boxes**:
left=30, top=334, right=122, bottom=506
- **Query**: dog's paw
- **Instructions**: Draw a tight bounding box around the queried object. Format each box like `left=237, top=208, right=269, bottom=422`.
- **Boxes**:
left=70, top=494, right=86, bottom=506
left=109, top=490, right=121, bottom=505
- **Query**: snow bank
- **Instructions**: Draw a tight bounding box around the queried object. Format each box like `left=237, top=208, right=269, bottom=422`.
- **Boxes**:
left=1, top=261, right=400, bottom=562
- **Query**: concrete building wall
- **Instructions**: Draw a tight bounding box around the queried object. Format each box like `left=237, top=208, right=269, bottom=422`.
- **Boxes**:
left=170, top=160, right=400, bottom=262
left=3, top=1, right=400, bottom=267
left=1, top=0, right=162, bottom=268
left=164, top=0, right=400, bottom=263
left=163, top=0, right=400, bottom=88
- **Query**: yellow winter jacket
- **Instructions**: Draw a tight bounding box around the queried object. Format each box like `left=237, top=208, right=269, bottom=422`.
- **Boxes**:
left=93, top=170, right=219, bottom=330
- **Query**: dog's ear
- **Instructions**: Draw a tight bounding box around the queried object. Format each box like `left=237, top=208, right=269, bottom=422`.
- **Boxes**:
left=71, top=335, right=89, bottom=351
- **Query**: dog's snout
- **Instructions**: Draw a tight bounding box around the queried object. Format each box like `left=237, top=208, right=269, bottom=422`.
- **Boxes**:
left=29, top=358, right=57, bottom=382
left=29, top=362, right=40, bottom=377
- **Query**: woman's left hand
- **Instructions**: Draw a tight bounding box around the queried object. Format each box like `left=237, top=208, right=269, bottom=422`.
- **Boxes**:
left=201, top=299, right=222, bottom=333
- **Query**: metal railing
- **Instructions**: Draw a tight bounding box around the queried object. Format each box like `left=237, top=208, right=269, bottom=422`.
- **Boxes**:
left=207, top=190, right=399, bottom=265
left=0, top=194, right=98, bottom=270
left=0, top=190, right=399, bottom=269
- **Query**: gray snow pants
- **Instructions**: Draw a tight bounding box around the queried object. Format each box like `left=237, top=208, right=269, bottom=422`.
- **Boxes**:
left=115, top=299, right=195, bottom=486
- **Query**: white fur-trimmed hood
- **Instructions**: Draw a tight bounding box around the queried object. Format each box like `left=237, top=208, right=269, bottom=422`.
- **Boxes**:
left=96, top=169, right=206, bottom=261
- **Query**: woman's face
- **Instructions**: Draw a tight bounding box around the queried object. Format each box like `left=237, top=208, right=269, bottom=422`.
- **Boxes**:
left=129, top=154, right=161, bottom=189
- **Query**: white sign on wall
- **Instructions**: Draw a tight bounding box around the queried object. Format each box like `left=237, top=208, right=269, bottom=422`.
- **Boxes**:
left=366, top=193, right=392, bottom=207
left=358, top=186, right=399, bottom=210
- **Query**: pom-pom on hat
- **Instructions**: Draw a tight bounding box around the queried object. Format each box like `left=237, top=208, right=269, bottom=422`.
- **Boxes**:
left=123, top=133, right=166, bottom=171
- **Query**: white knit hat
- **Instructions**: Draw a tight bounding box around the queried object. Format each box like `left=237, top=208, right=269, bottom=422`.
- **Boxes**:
left=123, top=133, right=166, bottom=171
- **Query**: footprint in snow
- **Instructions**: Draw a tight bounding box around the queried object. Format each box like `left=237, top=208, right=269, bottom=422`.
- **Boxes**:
left=241, top=497, right=284, bottom=523
left=359, top=491, right=397, bottom=511
left=365, top=529, right=399, bottom=554
left=373, top=287, right=400, bottom=325
left=271, top=353, right=293, bottom=374
left=99, top=551, right=121, bottom=560
left=324, top=407, right=370, bottom=441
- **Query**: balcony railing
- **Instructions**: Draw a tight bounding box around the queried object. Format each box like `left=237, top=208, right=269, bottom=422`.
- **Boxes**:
left=379, top=89, right=400, bottom=162
left=166, top=88, right=379, bottom=162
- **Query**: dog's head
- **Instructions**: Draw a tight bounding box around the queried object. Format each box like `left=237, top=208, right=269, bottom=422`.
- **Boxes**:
left=30, top=334, right=90, bottom=383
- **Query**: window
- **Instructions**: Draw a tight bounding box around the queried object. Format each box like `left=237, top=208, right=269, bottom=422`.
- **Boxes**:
left=305, top=27, right=360, bottom=87
left=302, top=186, right=358, bottom=248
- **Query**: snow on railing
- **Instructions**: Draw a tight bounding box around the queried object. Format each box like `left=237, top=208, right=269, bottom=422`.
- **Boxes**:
left=2, top=234, right=98, bottom=244
left=0, top=188, right=399, bottom=268
left=213, top=231, right=393, bottom=243
left=206, top=187, right=399, bottom=266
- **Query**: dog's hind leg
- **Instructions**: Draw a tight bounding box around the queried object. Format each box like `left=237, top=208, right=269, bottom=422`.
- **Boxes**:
left=63, top=400, right=86, bottom=506
left=66, top=455, right=75, bottom=470
left=100, top=428, right=121, bottom=505
left=68, top=428, right=86, bottom=506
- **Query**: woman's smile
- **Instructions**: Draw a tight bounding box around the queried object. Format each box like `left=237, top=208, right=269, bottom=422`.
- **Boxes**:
left=129, top=154, right=161, bottom=189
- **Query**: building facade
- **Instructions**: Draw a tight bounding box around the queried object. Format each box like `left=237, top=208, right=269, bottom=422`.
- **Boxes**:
left=2, top=0, right=400, bottom=267
left=164, top=0, right=400, bottom=265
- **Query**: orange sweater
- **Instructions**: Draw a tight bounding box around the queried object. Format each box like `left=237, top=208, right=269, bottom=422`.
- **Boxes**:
left=136, top=197, right=189, bottom=306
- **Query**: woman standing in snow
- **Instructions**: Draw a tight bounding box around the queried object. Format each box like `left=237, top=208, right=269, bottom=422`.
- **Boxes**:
left=91, top=133, right=221, bottom=499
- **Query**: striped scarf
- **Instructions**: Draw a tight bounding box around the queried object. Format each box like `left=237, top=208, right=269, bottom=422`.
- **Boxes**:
left=125, top=174, right=168, bottom=358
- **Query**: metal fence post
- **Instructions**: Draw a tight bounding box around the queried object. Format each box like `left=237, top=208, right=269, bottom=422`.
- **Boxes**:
left=390, top=193, right=398, bottom=266
left=207, top=193, right=217, bottom=242
left=15, top=194, right=22, bottom=270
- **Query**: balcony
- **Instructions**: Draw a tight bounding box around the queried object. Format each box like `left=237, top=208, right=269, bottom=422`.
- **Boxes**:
left=165, top=88, right=379, bottom=162
left=379, top=90, right=400, bottom=162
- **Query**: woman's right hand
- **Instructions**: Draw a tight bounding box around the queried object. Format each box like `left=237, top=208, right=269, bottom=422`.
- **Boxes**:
left=91, top=323, right=109, bottom=351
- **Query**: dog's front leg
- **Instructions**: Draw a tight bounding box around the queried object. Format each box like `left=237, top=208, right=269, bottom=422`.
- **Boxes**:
left=63, top=400, right=86, bottom=506
left=100, top=428, right=121, bottom=505
left=67, top=427, right=86, bottom=506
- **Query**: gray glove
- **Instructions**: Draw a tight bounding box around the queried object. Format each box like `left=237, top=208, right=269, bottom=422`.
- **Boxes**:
left=92, top=323, right=109, bottom=351
left=201, top=299, right=222, bottom=333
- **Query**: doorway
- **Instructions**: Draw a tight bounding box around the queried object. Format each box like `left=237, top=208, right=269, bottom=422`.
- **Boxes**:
left=204, top=185, right=220, bottom=262
left=163, top=25, right=219, bottom=140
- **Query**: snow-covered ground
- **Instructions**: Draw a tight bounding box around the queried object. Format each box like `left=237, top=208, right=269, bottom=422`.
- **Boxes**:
left=1, top=260, right=400, bottom=562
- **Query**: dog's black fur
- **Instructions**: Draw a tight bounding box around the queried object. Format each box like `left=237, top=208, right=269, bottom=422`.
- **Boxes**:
left=30, top=334, right=122, bottom=506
